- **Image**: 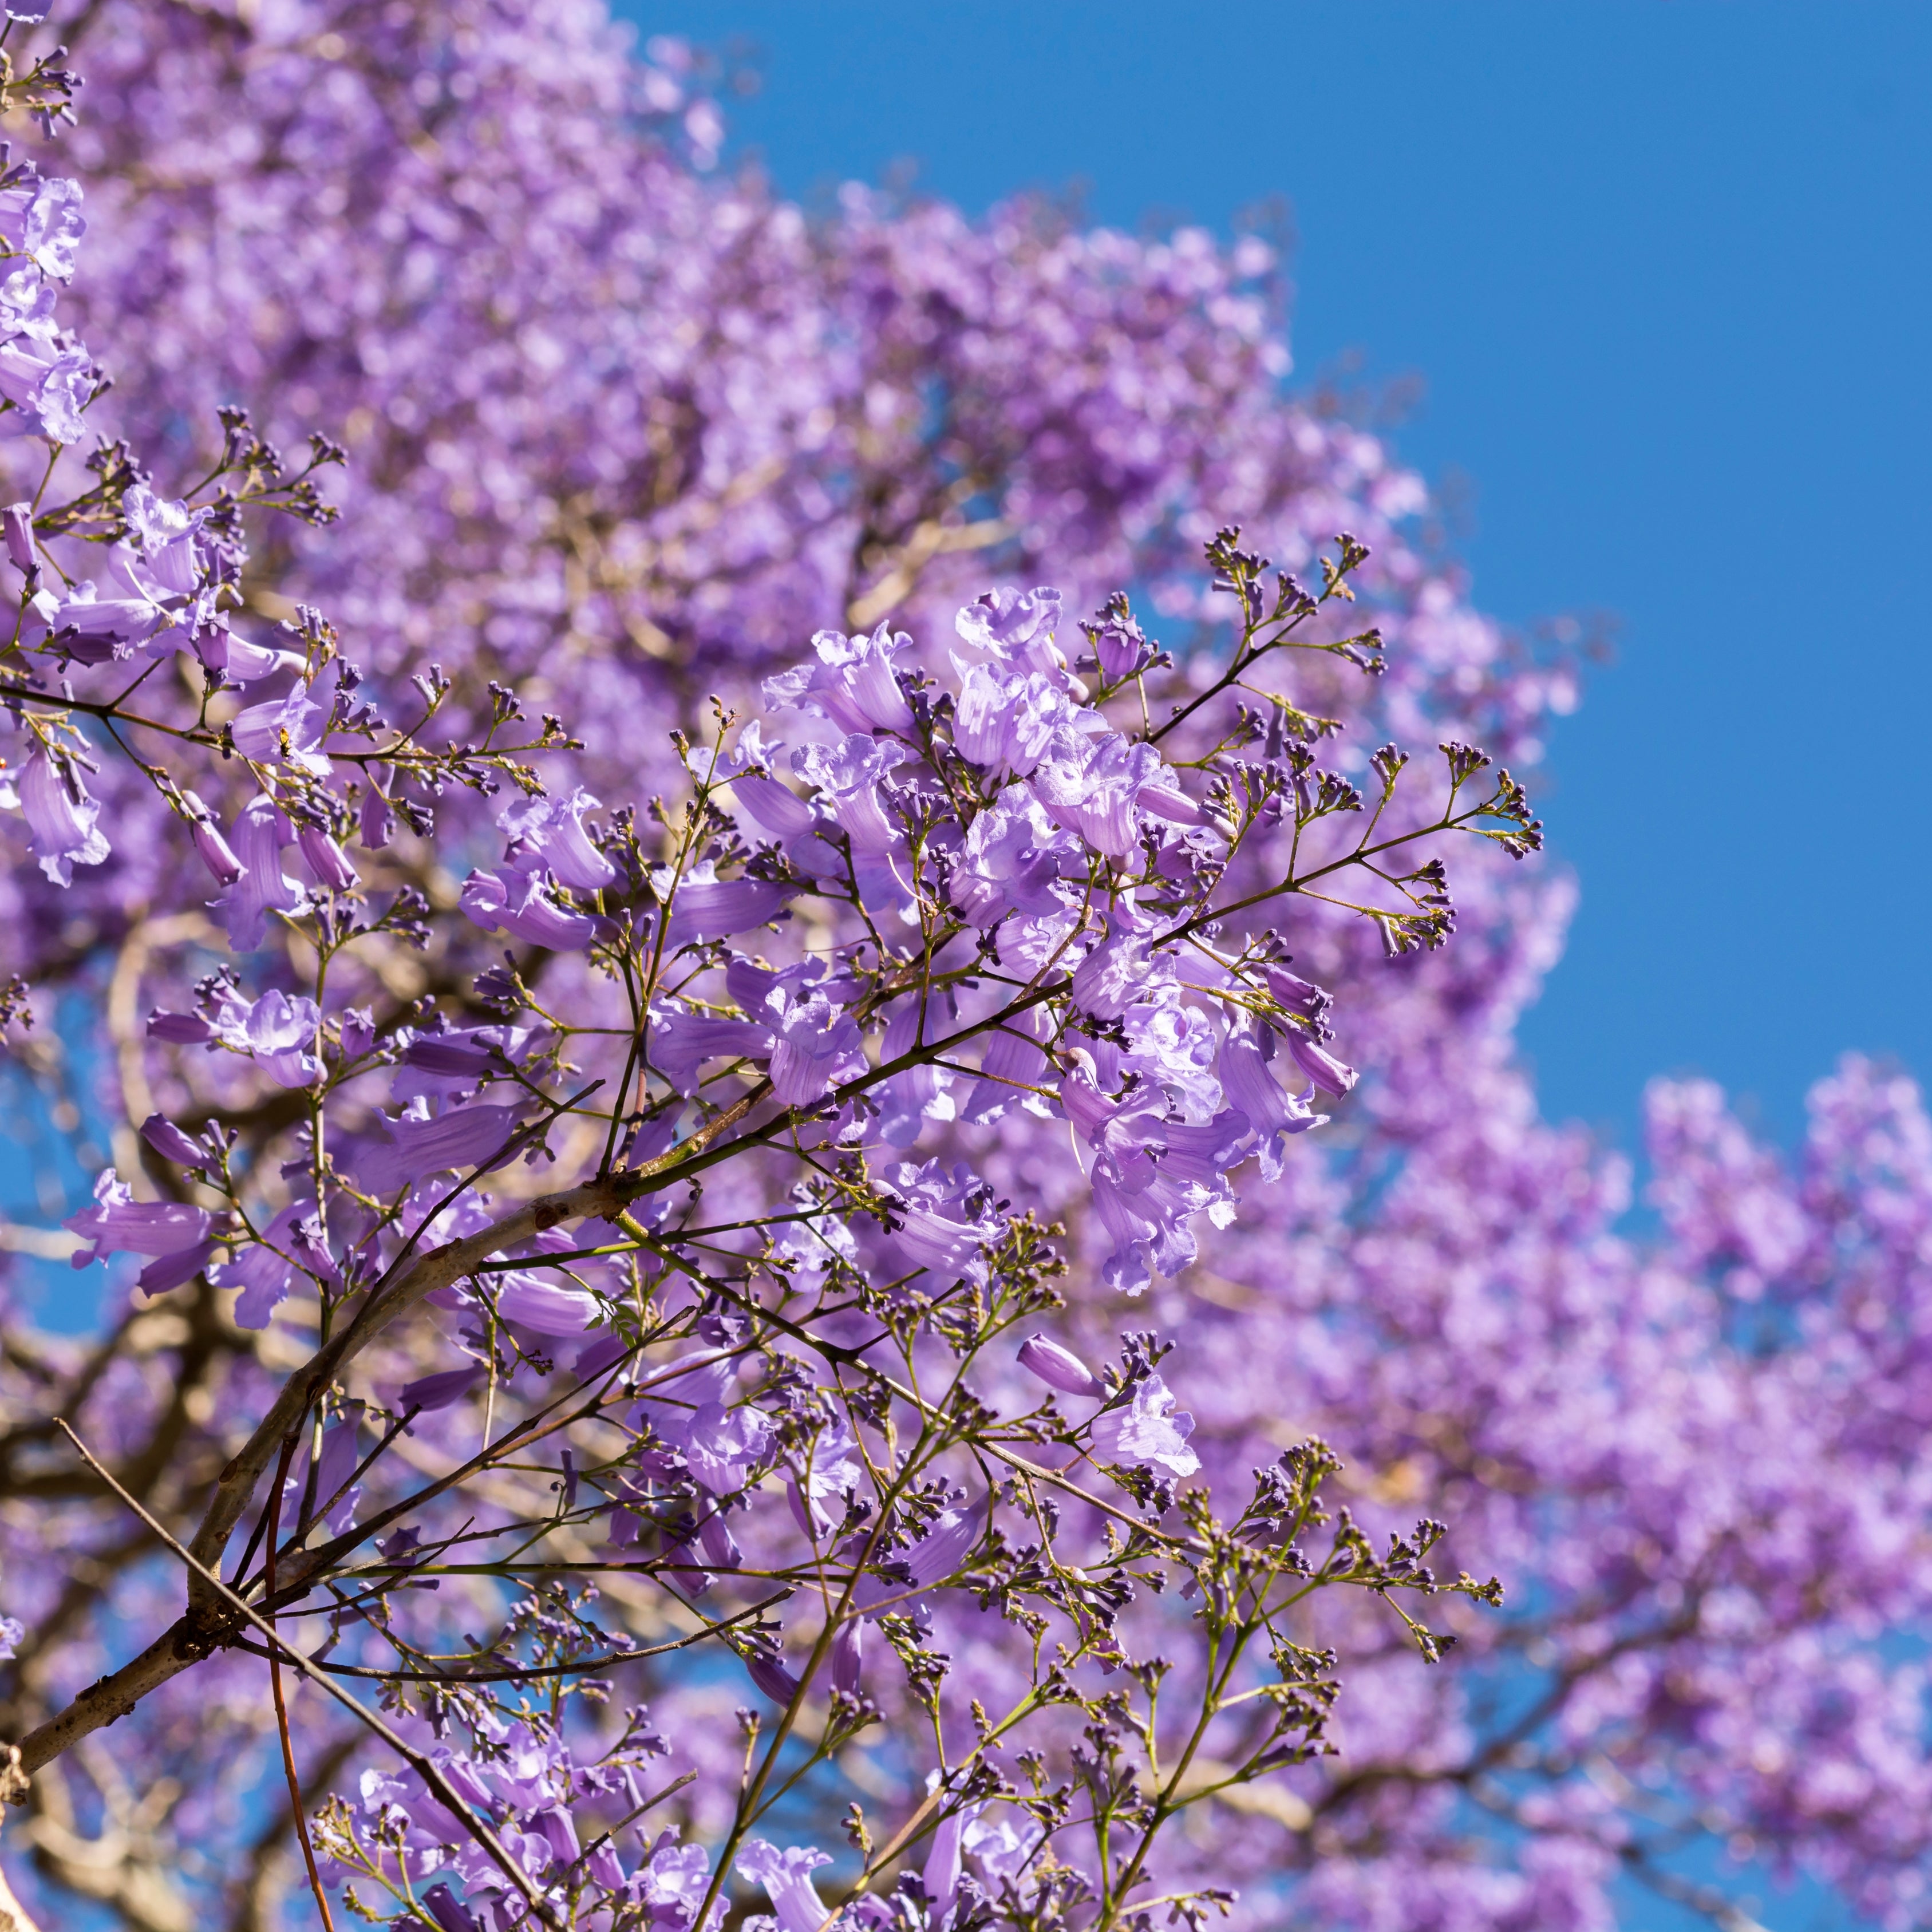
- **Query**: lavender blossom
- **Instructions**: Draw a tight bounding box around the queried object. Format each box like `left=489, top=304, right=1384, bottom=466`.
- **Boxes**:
left=764, top=623, right=914, bottom=734
left=460, top=865, right=599, bottom=949
left=19, top=745, right=108, bottom=885
left=63, top=1168, right=212, bottom=1268
left=737, top=1839, right=836, bottom=1932
left=1091, top=1374, right=1201, bottom=1478
left=208, top=794, right=305, bottom=950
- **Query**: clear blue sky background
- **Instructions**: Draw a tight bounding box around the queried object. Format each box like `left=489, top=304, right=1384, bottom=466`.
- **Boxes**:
left=621, top=0, right=1932, bottom=1162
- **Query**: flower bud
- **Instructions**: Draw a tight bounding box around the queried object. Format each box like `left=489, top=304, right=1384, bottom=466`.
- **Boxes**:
left=698, top=1512, right=742, bottom=1570
left=2, top=502, right=33, bottom=576
left=1287, top=1033, right=1357, bottom=1096
left=298, top=821, right=357, bottom=892
left=398, top=1365, right=485, bottom=1414
left=745, top=1650, right=801, bottom=1706
left=1263, top=965, right=1330, bottom=1022
left=359, top=771, right=396, bottom=851
left=147, top=1009, right=214, bottom=1044
left=1018, top=1332, right=1106, bottom=1399
left=418, top=1884, right=483, bottom=1932
left=180, top=792, right=243, bottom=886
left=831, top=1616, right=864, bottom=1697
left=140, top=1112, right=206, bottom=1168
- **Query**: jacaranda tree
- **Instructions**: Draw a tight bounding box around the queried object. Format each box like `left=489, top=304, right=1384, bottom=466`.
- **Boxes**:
left=0, top=9, right=1926, bottom=1932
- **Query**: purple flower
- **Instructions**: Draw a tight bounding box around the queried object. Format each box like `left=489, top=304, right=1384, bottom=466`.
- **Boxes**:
left=1216, top=1022, right=1325, bottom=1181
left=19, top=746, right=109, bottom=886
left=1262, top=963, right=1331, bottom=1024
left=951, top=661, right=1076, bottom=776
left=737, top=1839, right=835, bottom=1932
left=961, top=1002, right=1054, bottom=1125
left=787, top=1417, right=864, bottom=1536
left=1089, top=1161, right=1214, bottom=1295
left=652, top=973, right=860, bottom=1108
left=312, top=1417, right=363, bottom=1534
left=698, top=1511, right=742, bottom=1570
left=1030, top=728, right=1169, bottom=862
left=728, top=769, right=817, bottom=840
left=661, top=868, right=797, bottom=950
left=682, top=1403, right=775, bottom=1495
left=499, top=787, right=616, bottom=892
left=1091, top=1374, right=1200, bottom=1478
left=874, top=994, right=958, bottom=1147
left=744, top=1649, right=801, bottom=1707
left=650, top=1008, right=775, bottom=1097
left=764, top=622, right=914, bottom=734
left=147, top=1009, right=214, bottom=1045
left=393, top=1024, right=531, bottom=1103
left=878, top=1160, right=1001, bottom=1283
left=1018, top=1334, right=1107, bottom=1399
left=1069, top=900, right=1171, bottom=1021
left=349, top=1103, right=527, bottom=1194
left=575, top=1332, right=633, bottom=1381
left=1084, top=598, right=1157, bottom=681
left=191, top=625, right=301, bottom=686
left=903, top=1493, right=987, bottom=1589
left=29, top=561, right=175, bottom=668
left=1137, top=779, right=1204, bottom=827
left=230, top=665, right=335, bottom=776
left=642, top=1841, right=714, bottom=1926
left=214, top=987, right=322, bottom=1088
left=922, top=1800, right=976, bottom=1920
left=767, top=983, right=864, bottom=1108
left=400, top=1365, right=485, bottom=1413
left=64, top=1168, right=211, bottom=1268
left=402, top=1035, right=503, bottom=1082
left=417, top=1886, right=482, bottom=1932
left=953, top=785, right=1080, bottom=929
left=963, top=1814, right=1035, bottom=1888
left=358, top=770, right=396, bottom=850
left=495, top=1272, right=600, bottom=1337
left=1060, top=1066, right=1168, bottom=1191
left=0, top=274, right=90, bottom=446
left=208, top=1202, right=334, bottom=1329
left=208, top=795, right=305, bottom=951
left=830, top=1617, right=864, bottom=1696
left=0, top=169, right=84, bottom=282
left=955, top=586, right=1068, bottom=682
left=135, top=1239, right=218, bottom=1298
left=122, top=485, right=206, bottom=600
left=791, top=733, right=907, bottom=855
left=461, top=866, right=598, bottom=950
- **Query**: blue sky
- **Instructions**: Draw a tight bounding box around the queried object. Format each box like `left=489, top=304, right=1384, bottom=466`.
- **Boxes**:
left=623, top=0, right=1932, bottom=1157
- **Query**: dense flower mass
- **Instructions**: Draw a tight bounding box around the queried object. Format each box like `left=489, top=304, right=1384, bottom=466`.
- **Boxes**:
left=0, top=9, right=1924, bottom=1932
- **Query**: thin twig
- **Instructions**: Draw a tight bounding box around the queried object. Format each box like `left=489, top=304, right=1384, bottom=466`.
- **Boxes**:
left=266, top=1428, right=337, bottom=1931
left=52, top=1419, right=559, bottom=1927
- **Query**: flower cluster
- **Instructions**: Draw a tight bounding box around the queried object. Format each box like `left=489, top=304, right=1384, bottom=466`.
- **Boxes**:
left=0, top=78, right=1522, bottom=1914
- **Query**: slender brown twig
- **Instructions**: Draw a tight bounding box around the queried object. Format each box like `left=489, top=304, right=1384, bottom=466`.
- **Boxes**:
left=266, top=1428, right=337, bottom=1931
left=51, top=1419, right=559, bottom=1926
